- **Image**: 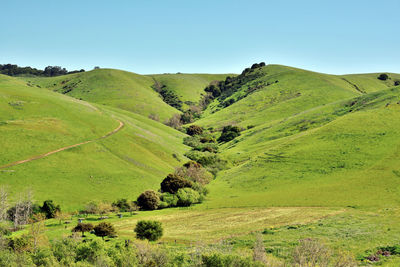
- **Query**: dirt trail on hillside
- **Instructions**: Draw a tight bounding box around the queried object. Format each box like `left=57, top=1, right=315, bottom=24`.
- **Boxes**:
left=0, top=120, right=124, bottom=170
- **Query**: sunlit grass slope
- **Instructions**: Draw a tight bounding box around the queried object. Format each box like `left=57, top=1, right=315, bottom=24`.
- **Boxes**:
left=197, top=65, right=396, bottom=128
left=23, top=69, right=180, bottom=121
left=149, top=73, right=232, bottom=105
left=0, top=74, right=116, bottom=166
left=0, top=75, right=189, bottom=210
left=206, top=85, right=400, bottom=208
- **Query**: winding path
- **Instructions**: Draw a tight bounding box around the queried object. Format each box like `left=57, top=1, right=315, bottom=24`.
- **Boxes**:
left=0, top=119, right=124, bottom=170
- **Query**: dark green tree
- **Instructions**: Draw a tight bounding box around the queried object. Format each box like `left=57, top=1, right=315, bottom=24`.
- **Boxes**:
left=40, top=200, right=61, bottom=219
left=378, top=73, right=389, bottom=80
left=134, top=220, right=163, bottom=241
left=93, top=222, right=116, bottom=239
left=218, top=125, right=241, bottom=143
left=72, top=223, right=94, bottom=237
left=137, top=190, right=160, bottom=210
left=160, top=174, right=193, bottom=194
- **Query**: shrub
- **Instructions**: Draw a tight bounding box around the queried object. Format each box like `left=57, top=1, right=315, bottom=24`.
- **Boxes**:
left=161, top=193, right=179, bottom=207
left=148, top=113, right=160, bottom=121
left=175, top=161, right=211, bottom=186
left=202, top=253, right=257, bottom=267
left=164, top=114, right=182, bottom=129
left=94, top=222, right=116, bottom=239
left=72, top=223, right=94, bottom=237
left=200, top=136, right=216, bottom=143
left=40, top=200, right=61, bottom=219
left=135, top=242, right=168, bottom=266
left=292, top=239, right=331, bottom=267
left=218, top=125, right=241, bottom=143
left=134, top=220, right=163, bottom=241
left=378, top=73, right=389, bottom=80
left=160, top=174, right=193, bottom=194
left=8, top=235, right=31, bottom=252
left=83, top=201, right=99, bottom=214
left=112, top=198, right=131, bottom=212
left=176, top=188, right=200, bottom=207
left=137, top=190, right=160, bottom=210
left=205, top=84, right=222, bottom=98
left=159, top=89, right=183, bottom=110
left=186, top=125, right=203, bottom=136
left=183, top=136, right=201, bottom=147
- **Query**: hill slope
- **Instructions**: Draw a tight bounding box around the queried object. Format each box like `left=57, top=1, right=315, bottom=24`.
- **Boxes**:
left=196, top=65, right=398, bottom=128
left=197, top=66, right=400, bottom=208
left=22, top=69, right=180, bottom=121
left=0, top=75, right=188, bottom=210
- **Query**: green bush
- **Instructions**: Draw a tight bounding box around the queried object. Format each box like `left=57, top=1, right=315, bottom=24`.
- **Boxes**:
left=137, top=190, right=160, bottom=210
left=183, top=136, right=201, bottom=148
left=186, top=125, right=203, bottom=136
left=161, top=192, right=179, bottom=207
left=134, top=220, right=163, bottom=241
left=176, top=188, right=200, bottom=207
left=194, top=143, right=218, bottom=153
left=202, top=253, right=257, bottom=267
left=218, top=125, right=241, bottom=143
left=160, top=174, right=193, bottom=194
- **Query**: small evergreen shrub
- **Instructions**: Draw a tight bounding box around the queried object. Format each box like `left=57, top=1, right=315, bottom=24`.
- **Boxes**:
left=134, top=220, right=163, bottom=241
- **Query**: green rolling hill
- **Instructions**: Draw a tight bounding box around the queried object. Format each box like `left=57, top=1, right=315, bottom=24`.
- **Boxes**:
left=0, top=74, right=188, bottom=210
left=2, top=64, right=400, bottom=265
left=22, top=69, right=180, bottom=122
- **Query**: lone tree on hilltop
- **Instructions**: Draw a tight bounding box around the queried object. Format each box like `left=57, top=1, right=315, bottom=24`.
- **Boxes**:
left=72, top=223, right=94, bottom=237
left=137, top=190, right=160, bottom=210
left=134, top=220, right=163, bottom=241
left=378, top=73, right=389, bottom=81
left=94, top=222, right=116, bottom=239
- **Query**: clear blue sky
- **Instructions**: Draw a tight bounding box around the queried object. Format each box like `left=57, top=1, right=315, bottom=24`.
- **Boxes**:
left=1, top=0, right=399, bottom=74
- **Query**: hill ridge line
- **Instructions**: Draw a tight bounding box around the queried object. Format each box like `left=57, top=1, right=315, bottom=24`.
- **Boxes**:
left=0, top=119, right=124, bottom=170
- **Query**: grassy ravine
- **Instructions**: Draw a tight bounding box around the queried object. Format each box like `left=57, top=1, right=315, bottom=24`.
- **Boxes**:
left=2, top=65, right=400, bottom=265
left=149, top=73, right=233, bottom=105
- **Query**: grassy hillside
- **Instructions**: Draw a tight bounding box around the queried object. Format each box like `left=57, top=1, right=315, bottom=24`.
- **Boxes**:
left=0, top=74, right=117, bottom=166
left=149, top=73, right=232, bottom=106
left=22, top=69, right=180, bottom=121
left=0, top=75, right=188, bottom=210
left=4, top=65, right=400, bottom=265
left=205, top=85, right=400, bottom=208
left=196, top=65, right=396, bottom=128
